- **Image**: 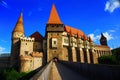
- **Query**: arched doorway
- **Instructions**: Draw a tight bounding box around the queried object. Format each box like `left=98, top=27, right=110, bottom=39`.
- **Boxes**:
left=53, top=57, right=59, bottom=62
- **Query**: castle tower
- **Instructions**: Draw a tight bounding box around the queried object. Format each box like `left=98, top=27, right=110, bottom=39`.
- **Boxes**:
left=100, top=33, right=108, bottom=46
left=10, top=13, right=24, bottom=67
left=46, top=4, right=64, bottom=62
left=46, top=4, right=64, bottom=31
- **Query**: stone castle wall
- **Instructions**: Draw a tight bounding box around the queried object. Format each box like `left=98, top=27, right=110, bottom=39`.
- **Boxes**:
left=20, top=52, right=43, bottom=72
left=47, top=32, right=63, bottom=62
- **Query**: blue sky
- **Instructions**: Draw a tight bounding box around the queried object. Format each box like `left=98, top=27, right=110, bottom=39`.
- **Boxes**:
left=0, top=0, right=120, bottom=53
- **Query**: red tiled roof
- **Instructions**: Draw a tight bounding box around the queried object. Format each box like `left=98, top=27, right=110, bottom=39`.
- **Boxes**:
left=13, top=13, right=24, bottom=33
left=64, top=26, right=71, bottom=32
left=47, top=4, right=62, bottom=24
left=71, top=27, right=78, bottom=35
left=83, top=35, right=87, bottom=40
left=30, top=31, right=43, bottom=42
left=77, top=30, right=84, bottom=38
left=64, top=25, right=84, bottom=38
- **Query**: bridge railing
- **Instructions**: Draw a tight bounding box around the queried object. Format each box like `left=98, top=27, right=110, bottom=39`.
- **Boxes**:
left=30, top=61, right=53, bottom=80
left=59, top=60, right=120, bottom=80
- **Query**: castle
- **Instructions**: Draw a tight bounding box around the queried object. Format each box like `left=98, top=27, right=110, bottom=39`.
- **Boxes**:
left=10, top=4, right=111, bottom=72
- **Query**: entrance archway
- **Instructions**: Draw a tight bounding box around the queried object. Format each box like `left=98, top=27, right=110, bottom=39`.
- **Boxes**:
left=53, top=57, right=58, bottom=62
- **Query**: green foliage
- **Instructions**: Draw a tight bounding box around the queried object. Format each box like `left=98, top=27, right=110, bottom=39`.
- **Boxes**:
left=112, top=47, right=120, bottom=64
left=1, top=68, right=27, bottom=80
left=98, top=55, right=118, bottom=65
left=98, top=47, right=120, bottom=65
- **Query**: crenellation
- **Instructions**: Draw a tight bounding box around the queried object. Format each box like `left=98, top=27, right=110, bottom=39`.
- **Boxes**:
left=20, top=37, right=35, bottom=42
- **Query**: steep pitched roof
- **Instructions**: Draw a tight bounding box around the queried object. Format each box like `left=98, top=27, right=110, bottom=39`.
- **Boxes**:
left=64, top=25, right=84, bottom=38
left=30, top=31, right=43, bottom=42
left=47, top=4, right=62, bottom=24
left=13, top=13, right=24, bottom=33
left=100, top=33, right=107, bottom=39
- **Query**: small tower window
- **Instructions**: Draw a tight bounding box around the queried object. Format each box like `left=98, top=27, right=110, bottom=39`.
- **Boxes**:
left=26, top=43, right=27, bottom=45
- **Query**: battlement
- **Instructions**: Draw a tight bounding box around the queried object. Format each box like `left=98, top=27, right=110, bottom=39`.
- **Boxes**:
left=20, top=37, right=35, bottom=42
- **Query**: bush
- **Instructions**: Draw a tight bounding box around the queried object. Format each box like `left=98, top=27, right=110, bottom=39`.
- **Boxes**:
left=1, top=68, right=27, bottom=80
left=98, top=55, right=118, bottom=65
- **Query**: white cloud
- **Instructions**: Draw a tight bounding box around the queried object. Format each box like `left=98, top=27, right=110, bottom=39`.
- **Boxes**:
left=105, top=0, right=120, bottom=13
left=103, top=32, right=113, bottom=41
left=0, top=0, right=8, bottom=8
left=88, top=32, right=113, bottom=42
left=88, top=34, right=100, bottom=42
left=108, top=30, right=116, bottom=32
left=0, top=46, right=5, bottom=53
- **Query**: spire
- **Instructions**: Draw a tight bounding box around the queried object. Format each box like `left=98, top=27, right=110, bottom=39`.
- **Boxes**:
left=100, top=33, right=108, bottom=46
left=101, top=33, right=106, bottom=39
left=47, top=4, right=62, bottom=24
left=101, top=33, right=103, bottom=35
left=13, top=13, right=24, bottom=33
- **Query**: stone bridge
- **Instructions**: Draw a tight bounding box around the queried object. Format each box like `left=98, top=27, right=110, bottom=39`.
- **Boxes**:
left=21, top=60, right=120, bottom=80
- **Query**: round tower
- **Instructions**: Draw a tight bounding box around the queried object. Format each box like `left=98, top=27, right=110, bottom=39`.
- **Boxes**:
left=10, top=13, right=25, bottom=68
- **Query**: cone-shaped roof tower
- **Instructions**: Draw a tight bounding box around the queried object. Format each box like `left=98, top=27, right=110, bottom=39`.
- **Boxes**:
left=13, top=13, right=24, bottom=33
left=47, top=4, right=62, bottom=24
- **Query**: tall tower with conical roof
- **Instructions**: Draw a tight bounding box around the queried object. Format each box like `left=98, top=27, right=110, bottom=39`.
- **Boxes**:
left=46, top=4, right=64, bottom=32
left=45, top=4, right=65, bottom=62
left=100, top=33, right=108, bottom=46
left=10, top=13, right=25, bottom=67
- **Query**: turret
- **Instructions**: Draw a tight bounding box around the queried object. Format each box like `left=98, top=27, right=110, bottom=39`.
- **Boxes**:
left=10, top=13, right=25, bottom=68
left=12, top=13, right=24, bottom=44
left=100, top=33, right=108, bottom=46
